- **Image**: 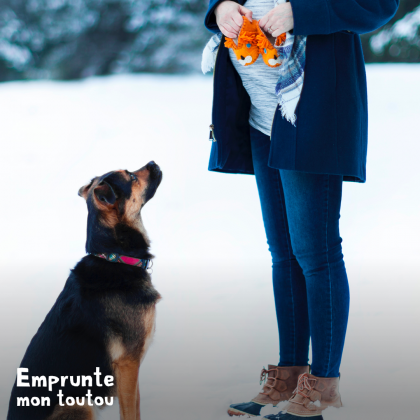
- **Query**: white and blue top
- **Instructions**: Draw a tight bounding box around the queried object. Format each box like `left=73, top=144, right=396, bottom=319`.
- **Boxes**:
left=228, top=0, right=279, bottom=136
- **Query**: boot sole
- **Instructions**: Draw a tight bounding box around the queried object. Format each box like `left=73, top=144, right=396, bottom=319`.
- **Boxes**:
left=227, top=407, right=257, bottom=417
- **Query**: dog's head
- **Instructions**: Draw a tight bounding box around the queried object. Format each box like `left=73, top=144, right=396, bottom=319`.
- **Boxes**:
left=78, top=161, right=162, bottom=256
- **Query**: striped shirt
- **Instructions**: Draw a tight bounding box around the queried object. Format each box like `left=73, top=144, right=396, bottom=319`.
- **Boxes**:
left=228, top=0, right=278, bottom=136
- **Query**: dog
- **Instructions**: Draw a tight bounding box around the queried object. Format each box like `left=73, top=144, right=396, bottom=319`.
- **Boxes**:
left=7, top=162, right=162, bottom=420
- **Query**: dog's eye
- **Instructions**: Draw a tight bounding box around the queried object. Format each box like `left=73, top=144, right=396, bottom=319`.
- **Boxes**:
left=130, top=174, right=137, bottom=182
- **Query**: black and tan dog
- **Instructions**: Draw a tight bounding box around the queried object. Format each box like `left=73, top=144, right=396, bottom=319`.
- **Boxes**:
left=7, top=162, right=162, bottom=420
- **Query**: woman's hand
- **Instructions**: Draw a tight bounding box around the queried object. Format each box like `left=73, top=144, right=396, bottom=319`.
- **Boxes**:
left=215, top=1, right=253, bottom=38
left=259, top=3, right=294, bottom=37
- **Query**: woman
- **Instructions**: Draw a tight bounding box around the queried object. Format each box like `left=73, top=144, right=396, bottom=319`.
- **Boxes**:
left=204, top=0, right=398, bottom=418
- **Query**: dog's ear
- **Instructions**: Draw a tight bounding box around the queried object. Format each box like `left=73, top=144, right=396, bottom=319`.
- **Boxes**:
left=93, top=182, right=117, bottom=206
left=78, top=182, right=93, bottom=200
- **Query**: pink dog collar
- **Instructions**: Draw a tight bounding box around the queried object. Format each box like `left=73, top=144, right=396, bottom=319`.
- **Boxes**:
left=90, top=253, right=151, bottom=269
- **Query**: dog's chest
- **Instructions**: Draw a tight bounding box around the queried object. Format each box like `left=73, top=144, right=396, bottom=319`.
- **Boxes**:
left=102, top=294, right=157, bottom=362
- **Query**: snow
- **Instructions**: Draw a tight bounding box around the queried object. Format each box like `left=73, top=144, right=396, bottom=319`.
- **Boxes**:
left=0, top=65, right=419, bottom=420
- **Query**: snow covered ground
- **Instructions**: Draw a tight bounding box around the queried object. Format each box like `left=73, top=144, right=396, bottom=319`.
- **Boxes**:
left=0, top=65, right=419, bottom=420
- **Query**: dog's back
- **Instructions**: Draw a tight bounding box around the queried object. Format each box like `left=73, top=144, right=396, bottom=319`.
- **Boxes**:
left=8, top=256, right=160, bottom=420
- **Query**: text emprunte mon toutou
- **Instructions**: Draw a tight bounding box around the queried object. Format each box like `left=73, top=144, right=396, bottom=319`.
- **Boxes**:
left=16, top=367, right=115, bottom=407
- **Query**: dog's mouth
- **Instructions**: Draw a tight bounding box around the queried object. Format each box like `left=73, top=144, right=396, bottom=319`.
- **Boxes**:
left=143, top=161, right=162, bottom=202
left=146, top=161, right=162, bottom=187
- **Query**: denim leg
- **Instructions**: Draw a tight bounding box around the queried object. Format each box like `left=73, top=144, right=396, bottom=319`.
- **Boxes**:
left=250, top=127, right=310, bottom=367
left=280, top=170, right=350, bottom=378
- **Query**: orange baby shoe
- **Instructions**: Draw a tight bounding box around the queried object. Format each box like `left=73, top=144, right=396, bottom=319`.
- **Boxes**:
left=224, top=16, right=259, bottom=66
left=256, top=24, right=286, bottom=68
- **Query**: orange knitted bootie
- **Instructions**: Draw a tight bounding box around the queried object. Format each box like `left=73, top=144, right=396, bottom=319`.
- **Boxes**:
left=224, top=16, right=259, bottom=66
left=256, top=24, right=286, bottom=68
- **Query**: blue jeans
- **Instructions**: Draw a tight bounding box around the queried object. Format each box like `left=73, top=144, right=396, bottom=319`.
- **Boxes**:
left=250, top=126, right=350, bottom=378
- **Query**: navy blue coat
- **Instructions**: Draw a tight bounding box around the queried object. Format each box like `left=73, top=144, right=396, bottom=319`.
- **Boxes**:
left=205, top=0, right=399, bottom=182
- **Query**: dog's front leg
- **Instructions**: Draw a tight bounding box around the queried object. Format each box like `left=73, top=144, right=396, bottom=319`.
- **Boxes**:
left=114, top=358, right=141, bottom=420
left=136, top=380, right=141, bottom=420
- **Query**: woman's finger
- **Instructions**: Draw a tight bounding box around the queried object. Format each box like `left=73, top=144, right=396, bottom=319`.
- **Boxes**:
left=260, top=3, right=294, bottom=34
left=272, top=28, right=285, bottom=38
left=224, top=21, right=240, bottom=37
left=238, top=5, right=253, bottom=21
left=231, top=11, right=244, bottom=27
left=268, top=19, right=280, bottom=33
left=226, top=17, right=241, bottom=33
left=259, top=9, right=273, bottom=29
left=265, top=17, right=280, bottom=34
left=259, top=15, right=268, bottom=29
left=260, top=16, right=274, bottom=32
left=220, top=24, right=238, bottom=39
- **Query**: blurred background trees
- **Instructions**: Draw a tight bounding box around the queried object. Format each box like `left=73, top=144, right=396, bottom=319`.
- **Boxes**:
left=361, top=0, right=420, bottom=63
left=0, top=0, right=419, bottom=82
left=0, top=0, right=209, bottom=80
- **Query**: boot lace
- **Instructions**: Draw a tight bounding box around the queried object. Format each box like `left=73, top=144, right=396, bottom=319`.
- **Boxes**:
left=290, top=373, right=317, bottom=403
left=259, top=366, right=278, bottom=395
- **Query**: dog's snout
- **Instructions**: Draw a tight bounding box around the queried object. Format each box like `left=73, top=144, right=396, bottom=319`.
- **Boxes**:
left=146, top=161, right=158, bottom=171
left=134, top=162, right=162, bottom=188
left=146, top=161, right=161, bottom=176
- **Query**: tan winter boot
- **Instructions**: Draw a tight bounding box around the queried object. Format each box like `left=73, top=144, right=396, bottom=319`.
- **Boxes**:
left=282, top=373, right=343, bottom=417
left=228, top=365, right=310, bottom=417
